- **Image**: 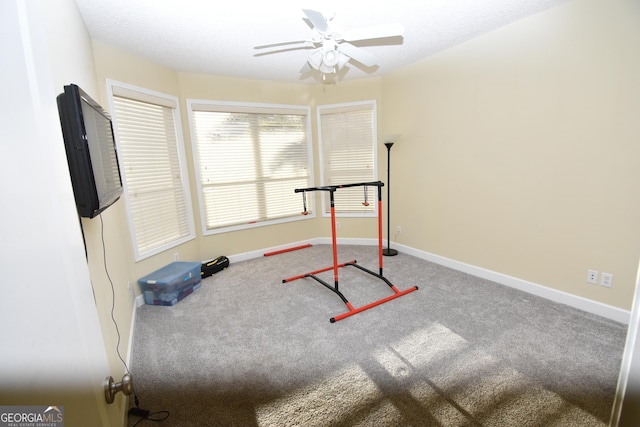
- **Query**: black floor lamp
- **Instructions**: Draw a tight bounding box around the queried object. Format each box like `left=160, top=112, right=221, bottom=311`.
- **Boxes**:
left=383, top=134, right=400, bottom=256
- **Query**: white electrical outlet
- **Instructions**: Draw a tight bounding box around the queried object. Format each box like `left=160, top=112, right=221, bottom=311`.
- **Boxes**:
left=174, top=252, right=179, bottom=261
left=601, top=273, right=613, bottom=288
left=587, top=270, right=598, bottom=284
left=336, top=221, right=341, bottom=229
left=397, top=225, right=402, bottom=235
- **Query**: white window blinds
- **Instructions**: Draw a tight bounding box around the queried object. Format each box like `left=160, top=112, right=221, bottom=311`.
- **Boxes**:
left=318, top=101, right=377, bottom=215
left=108, top=82, right=195, bottom=260
left=188, top=101, right=312, bottom=234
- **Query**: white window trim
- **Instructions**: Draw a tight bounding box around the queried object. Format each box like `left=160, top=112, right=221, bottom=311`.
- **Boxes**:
left=317, top=100, right=378, bottom=218
left=106, top=79, right=196, bottom=261
left=186, top=99, right=315, bottom=236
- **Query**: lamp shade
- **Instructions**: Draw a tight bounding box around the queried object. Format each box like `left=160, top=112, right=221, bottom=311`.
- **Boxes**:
left=308, top=49, right=323, bottom=70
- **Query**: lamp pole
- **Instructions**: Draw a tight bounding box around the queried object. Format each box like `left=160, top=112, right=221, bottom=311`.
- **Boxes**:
left=383, top=141, right=398, bottom=256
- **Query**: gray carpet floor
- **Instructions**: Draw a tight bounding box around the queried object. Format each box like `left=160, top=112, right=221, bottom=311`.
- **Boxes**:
left=128, top=244, right=627, bottom=426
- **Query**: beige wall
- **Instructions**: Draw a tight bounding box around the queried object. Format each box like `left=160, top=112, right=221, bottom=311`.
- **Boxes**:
left=381, top=0, right=640, bottom=310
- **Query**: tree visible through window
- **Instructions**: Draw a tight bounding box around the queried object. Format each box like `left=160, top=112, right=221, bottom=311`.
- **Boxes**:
left=188, top=101, right=312, bottom=234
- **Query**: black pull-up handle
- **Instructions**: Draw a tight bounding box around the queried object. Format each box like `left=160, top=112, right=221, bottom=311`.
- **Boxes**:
left=295, top=180, right=383, bottom=193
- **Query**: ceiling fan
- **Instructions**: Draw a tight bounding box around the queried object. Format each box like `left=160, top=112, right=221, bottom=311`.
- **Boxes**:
left=254, top=9, right=404, bottom=78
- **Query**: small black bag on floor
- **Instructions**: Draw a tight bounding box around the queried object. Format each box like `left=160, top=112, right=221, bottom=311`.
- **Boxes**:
left=201, top=256, right=229, bottom=278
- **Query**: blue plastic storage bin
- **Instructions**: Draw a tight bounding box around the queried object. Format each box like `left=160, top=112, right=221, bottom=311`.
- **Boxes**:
left=138, top=261, right=201, bottom=306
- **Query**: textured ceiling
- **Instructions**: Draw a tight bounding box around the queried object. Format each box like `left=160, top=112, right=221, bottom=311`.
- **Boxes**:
left=75, top=0, right=568, bottom=84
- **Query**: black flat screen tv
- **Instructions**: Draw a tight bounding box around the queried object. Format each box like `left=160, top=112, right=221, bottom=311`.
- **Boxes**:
left=57, top=84, right=123, bottom=218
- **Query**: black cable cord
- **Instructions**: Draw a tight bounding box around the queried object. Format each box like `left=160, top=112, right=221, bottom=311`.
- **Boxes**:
left=100, top=213, right=170, bottom=424
left=100, top=214, right=142, bottom=409
left=100, top=214, right=130, bottom=373
left=131, top=410, right=170, bottom=426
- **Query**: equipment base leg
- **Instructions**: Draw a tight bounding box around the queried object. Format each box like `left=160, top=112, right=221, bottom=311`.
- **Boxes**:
left=330, top=285, right=419, bottom=323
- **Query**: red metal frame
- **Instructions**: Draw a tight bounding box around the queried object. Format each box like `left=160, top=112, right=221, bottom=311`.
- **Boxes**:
left=282, top=181, right=418, bottom=323
left=264, top=244, right=312, bottom=257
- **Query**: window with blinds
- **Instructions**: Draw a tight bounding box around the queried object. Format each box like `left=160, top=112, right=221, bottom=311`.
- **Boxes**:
left=107, top=81, right=195, bottom=261
left=318, top=101, right=377, bottom=216
left=187, top=100, right=312, bottom=234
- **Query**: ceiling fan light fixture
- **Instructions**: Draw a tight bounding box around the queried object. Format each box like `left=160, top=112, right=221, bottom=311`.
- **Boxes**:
left=319, top=63, right=335, bottom=74
left=266, top=8, right=402, bottom=81
left=337, top=52, right=350, bottom=70
left=322, top=49, right=339, bottom=67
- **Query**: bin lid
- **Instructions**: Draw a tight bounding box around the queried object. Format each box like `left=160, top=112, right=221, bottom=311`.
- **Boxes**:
left=138, top=261, right=201, bottom=285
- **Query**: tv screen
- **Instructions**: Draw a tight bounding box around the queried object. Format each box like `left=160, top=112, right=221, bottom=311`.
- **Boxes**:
left=57, top=84, right=123, bottom=218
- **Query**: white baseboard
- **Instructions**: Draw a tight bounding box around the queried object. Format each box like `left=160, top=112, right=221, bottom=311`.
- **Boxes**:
left=229, top=238, right=323, bottom=263
left=228, top=238, right=630, bottom=324
left=229, top=237, right=377, bottom=263
left=393, top=242, right=630, bottom=325
left=127, top=297, right=138, bottom=368
left=135, top=294, right=145, bottom=308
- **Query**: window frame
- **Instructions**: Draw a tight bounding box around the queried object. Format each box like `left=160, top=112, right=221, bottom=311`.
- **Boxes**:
left=186, top=99, right=314, bottom=236
left=106, top=79, right=196, bottom=261
left=317, top=100, right=378, bottom=218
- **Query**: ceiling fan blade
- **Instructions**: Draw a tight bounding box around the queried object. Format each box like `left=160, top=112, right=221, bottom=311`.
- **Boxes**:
left=254, top=40, right=310, bottom=50
left=338, top=42, right=379, bottom=68
left=302, top=9, right=329, bottom=33
left=342, top=23, right=404, bottom=42
left=254, top=45, right=313, bottom=57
